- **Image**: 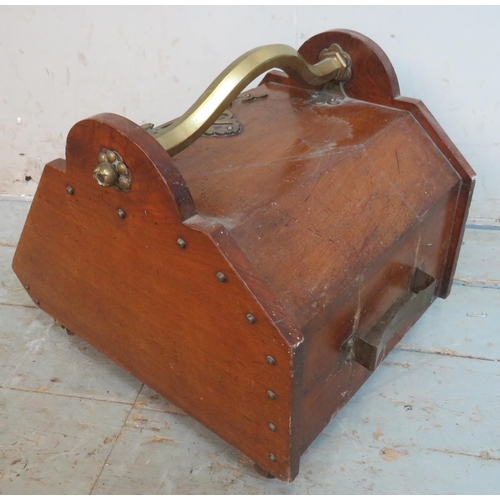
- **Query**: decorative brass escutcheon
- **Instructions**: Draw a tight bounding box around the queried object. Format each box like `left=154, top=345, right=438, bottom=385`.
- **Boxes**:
left=93, top=149, right=131, bottom=192
left=203, top=110, right=242, bottom=137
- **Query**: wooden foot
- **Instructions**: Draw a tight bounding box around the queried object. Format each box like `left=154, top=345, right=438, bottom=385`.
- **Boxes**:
left=254, top=463, right=275, bottom=479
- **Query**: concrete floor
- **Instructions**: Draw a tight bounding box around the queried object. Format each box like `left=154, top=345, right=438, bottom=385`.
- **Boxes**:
left=0, top=196, right=499, bottom=494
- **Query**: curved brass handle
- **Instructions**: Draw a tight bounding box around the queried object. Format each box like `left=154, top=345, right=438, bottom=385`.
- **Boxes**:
left=152, top=43, right=351, bottom=157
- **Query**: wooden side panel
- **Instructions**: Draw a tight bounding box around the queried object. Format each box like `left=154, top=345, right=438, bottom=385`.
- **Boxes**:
left=299, top=189, right=459, bottom=451
left=393, top=97, right=475, bottom=297
left=12, top=114, right=302, bottom=480
left=297, top=29, right=475, bottom=298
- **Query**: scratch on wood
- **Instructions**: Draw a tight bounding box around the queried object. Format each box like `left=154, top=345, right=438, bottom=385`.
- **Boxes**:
left=350, top=277, right=363, bottom=339
left=395, top=150, right=400, bottom=173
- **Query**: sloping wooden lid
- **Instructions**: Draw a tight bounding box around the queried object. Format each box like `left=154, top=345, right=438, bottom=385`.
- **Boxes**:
left=173, top=82, right=460, bottom=328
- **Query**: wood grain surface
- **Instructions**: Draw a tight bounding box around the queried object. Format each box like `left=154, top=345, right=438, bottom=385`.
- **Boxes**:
left=12, top=114, right=304, bottom=480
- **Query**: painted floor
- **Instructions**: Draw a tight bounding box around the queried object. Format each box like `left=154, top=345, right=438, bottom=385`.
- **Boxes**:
left=0, top=197, right=499, bottom=494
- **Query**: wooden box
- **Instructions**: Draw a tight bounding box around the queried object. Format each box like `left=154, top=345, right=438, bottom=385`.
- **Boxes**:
left=12, top=30, right=475, bottom=481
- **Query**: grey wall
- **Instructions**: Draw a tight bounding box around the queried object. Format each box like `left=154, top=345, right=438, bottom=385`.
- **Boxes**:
left=1, top=6, right=498, bottom=220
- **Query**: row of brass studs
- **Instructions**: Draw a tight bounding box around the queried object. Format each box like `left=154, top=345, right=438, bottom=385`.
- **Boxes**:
left=209, top=242, right=279, bottom=465
left=266, top=354, right=278, bottom=463
left=66, top=185, right=128, bottom=220
left=59, top=208, right=281, bottom=466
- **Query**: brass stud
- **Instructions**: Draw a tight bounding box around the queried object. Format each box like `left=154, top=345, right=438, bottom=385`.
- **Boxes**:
left=268, top=423, right=277, bottom=432
left=246, top=313, right=256, bottom=324
left=35, top=299, right=40, bottom=305
left=117, top=176, right=131, bottom=192
left=115, top=162, right=129, bottom=176
left=97, top=151, right=107, bottom=163
left=66, top=185, right=74, bottom=195
left=94, top=163, right=118, bottom=187
left=269, top=453, right=277, bottom=462
left=106, top=150, right=117, bottom=163
left=266, top=356, right=276, bottom=365
left=216, top=272, right=227, bottom=282
left=267, top=390, right=277, bottom=400
left=177, top=238, right=187, bottom=249
left=24, top=285, right=30, bottom=291
left=117, top=208, right=126, bottom=218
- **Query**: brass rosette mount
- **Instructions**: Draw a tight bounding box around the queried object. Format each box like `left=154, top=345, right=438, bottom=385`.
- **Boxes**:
left=93, top=149, right=131, bottom=193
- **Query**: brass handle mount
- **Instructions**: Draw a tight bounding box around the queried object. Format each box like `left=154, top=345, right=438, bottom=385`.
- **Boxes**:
left=151, top=43, right=352, bottom=157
